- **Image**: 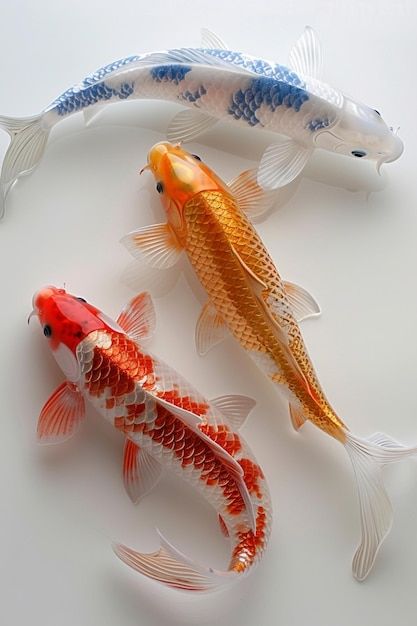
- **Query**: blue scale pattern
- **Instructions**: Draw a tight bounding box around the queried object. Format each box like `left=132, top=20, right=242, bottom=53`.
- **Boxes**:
left=180, top=84, right=207, bottom=103
left=81, top=55, right=141, bottom=86
left=150, top=65, right=192, bottom=85
left=53, top=80, right=135, bottom=116
left=228, top=76, right=309, bottom=126
left=307, top=117, right=331, bottom=132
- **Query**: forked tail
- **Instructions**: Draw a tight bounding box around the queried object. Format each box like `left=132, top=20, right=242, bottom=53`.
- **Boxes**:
left=113, top=529, right=237, bottom=592
left=0, top=114, right=49, bottom=218
left=344, top=430, right=417, bottom=580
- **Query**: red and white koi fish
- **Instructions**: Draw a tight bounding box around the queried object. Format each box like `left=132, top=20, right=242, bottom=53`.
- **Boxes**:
left=30, top=286, right=271, bottom=591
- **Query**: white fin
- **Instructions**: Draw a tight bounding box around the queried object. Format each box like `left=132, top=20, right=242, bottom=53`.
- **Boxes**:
left=0, top=114, right=49, bottom=218
left=113, top=528, right=233, bottom=591
left=120, top=223, right=183, bottom=269
left=117, top=291, right=156, bottom=342
left=121, top=259, right=181, bottom=298
left=344, top=430, right=417, bottom=581
left=228, top=169, right=278, bottom=218
left=154, top=396, right=256, bottom=532
left=195, top=301, right=229, bottom=356
left=288, top=26, right=323, bottom=80
left=123, top=439, right=162, bottom=504
left=257, top=140, right=312, bottom=190
left=211, top=395, right=256, bottom=430
left=289, top=402, right=306, bottom=431
left=200, top=28, right=228, bottom=50
left=283, top=281, right=321, bottom=322
left=83, top=106, right=103, bottom=126
left=133, top=48, right=255, bottom=75
left=167, top=110, right=218, bottom=143
left=37, top=382, right=85, bottom=444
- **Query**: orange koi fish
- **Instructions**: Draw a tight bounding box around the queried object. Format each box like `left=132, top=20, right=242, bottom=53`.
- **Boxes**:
left=30, top=287, right=271, bottom=591
left=122, top=142, right=417, bottom=581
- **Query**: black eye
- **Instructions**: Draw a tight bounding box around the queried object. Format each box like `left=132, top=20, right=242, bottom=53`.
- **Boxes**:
left=156, top=182, right=163, bottom=194
left=351, top=150, right=367, bottom=158
left=192, top=154, right=201, bottom=161
left=43, top=325, right=52, bottom=338
left=374, top=109, right=381, bottom=116
left=76, top=297, right=87, bottom=303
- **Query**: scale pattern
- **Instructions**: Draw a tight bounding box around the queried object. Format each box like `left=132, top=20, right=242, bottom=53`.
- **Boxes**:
left=184, top=191, right=346, bottom=440
left=76, top=329, right=271, bottom=574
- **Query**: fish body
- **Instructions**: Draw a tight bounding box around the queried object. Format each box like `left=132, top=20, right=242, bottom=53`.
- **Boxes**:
left=123, top=142, right=417, bottom=581
left=31, top=287, right=271, bottom=591
left=0, top=27, right=403, bottom=217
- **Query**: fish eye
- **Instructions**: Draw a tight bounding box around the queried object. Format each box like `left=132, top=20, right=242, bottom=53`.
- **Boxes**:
left=76, top=297, right=87, bottom=303
left=351, top=150, right=367, bottom=158
left=43, top=325, right=52, bottom=338
left=191, top=154, right=201, bottom=161
left=156, top=181, right=163, bottom=193
left=374, top=109, right=381, bottom=116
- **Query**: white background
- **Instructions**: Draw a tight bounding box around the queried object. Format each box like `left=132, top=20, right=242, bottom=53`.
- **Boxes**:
left=1, top=1, right=416, bottom=624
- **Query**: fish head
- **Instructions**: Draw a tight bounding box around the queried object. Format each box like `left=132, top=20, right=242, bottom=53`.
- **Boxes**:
left=29, top=286, right=114, bottom=380
left=145, top=142, right=226, bottom=228
left=313, top=96, right=403, bottom=170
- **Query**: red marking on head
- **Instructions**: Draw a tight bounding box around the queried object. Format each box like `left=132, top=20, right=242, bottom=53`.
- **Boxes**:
left=32, top=286, right=110, bottom=354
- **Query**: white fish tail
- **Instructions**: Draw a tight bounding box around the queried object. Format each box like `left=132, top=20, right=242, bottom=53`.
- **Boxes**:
left=0, top=114, right=49, bottom=218
left=345, top=430, right=417, bottom=581
left=113, top=528, right=236, bottom=592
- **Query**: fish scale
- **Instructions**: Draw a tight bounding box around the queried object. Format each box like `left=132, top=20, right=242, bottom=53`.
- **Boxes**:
left=184, top=189, right=347, bottom=440
left=76, top=327, right=271, bottom=574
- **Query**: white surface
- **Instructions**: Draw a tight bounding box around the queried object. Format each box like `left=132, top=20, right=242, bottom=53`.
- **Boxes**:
left=1, top=2, right=417, bottom=625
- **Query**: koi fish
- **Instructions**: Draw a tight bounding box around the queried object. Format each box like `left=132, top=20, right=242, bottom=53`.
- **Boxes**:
left=122, top=142, right=416, bottom=581
left=29, top=286, right=271, bottom=591
left=0, top=27, right=403, bottom=218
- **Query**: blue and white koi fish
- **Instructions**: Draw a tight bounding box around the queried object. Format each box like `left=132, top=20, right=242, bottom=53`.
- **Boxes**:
left=0, top=27, right=403, bottom=218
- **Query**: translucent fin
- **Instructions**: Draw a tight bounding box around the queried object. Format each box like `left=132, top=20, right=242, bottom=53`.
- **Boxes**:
left=37, top=382, right=85, bottom=444
left=211, top=395, right=256, bottom=430
left=289, top=402, right=306, bottom=431
left=344, top=430, right=417, bottom=581
left=288, top=26, right=323, bottom=80
left=123, top=439, right=162, bottom=504
left=228, top=169, right=278, bottom=218
left=195, top=301, right=229, bottom=356
left=167, top=110, right=218, bottom=144
left=218, top=514, right=229, bottom=537
left=200, top=28, right=228, bottom=50
left=283, top=281, right=321, bottom=322
left=120, top=223, right=183, bottom=269
left=121, top=259, right=181, bottom=298
left=154, top=396, right=256, bottom=532
left=0, top=114, right=49, bottom=218
left=83, top=106, right=103, bottom=126
left=113, top=528, right=233, bottom=591
left=257, top=140, right=312, bottom=190
left=117, top=291, right=156, bottom=342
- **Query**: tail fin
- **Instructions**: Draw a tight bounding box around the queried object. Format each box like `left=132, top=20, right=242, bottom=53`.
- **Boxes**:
left=0, top=114, right=49, bottom=218
left=345, top=430, right=417, bottom=581
left=113, top=529, right=235, bottom=592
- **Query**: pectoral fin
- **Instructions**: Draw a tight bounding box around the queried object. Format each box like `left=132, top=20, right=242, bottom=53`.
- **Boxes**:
left=117, top=292, right=156, bottom=343
left=228, top=169, right=278, bottom=218
left=195, top=301, right=229, bottom=356
left=257, top=140, right=312, bottom=190
left=37, top=381, right=85, bottom=443
left=123, top=439, right=162, bottom=504
left=120, top=223, right=183, bottom=269
left=167, top=110, right=218, bottom=144
left=211, top=395, right=256, bottom=430
left=289, top=402, right=307, bottom=431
